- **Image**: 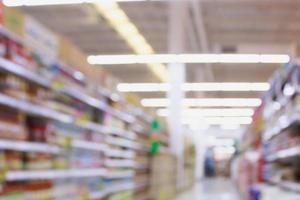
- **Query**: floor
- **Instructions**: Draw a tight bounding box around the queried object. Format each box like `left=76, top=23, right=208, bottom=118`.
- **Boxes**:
left=176, top=178, right=241, bottom=200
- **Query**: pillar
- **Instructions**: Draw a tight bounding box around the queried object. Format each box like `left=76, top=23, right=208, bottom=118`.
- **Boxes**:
left=167, top=0, right=188, bottom=190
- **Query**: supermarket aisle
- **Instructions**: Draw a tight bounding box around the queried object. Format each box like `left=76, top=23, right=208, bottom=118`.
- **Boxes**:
left=176, top=178, right=241, bottom=200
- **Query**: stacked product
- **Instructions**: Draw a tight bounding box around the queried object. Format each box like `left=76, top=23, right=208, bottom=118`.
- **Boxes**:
left=235, top=61, right=300, bottom=199
left=180, top=138, right=196, bottom=192
left=131, top=117, right=152, bottom=200
left=0, top=9, right=156, bottom=200
left=261, top=62, right=300, bottom=199
left=149, top=153, right=176, bottom=200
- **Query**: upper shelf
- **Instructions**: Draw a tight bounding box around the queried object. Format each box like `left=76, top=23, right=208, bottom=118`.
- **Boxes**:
left=0, top=57, right=136, bottom=124
left=0, top=139, right=61, bottom=154
left=62, top=86, right=135, bottom=124
left=0, top=57, right=49, bottom=87
left=263, top=107, right=300, bottom=141
left=0, top=92, right=137, bottom=142
left=266, top=146, right=300, bottom=162
left=0, top=93, right=73, bottom=123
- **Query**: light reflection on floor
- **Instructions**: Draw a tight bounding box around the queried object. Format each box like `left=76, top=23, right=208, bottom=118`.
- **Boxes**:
left=176, top=178, right=241, bottom=200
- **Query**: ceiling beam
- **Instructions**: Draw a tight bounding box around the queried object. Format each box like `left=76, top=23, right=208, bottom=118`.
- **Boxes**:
left=190, top=0, right=215, bottom=83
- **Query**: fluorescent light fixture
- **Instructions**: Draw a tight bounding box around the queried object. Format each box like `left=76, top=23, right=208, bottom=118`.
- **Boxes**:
left=182, top=117, right=252, bottom=125
left=87, top=54, right=290, bottom=65
left=212, top=138, right=235, bottom=146
left=221, top=124, right=241, bottom=130
left=118, top=83, right=170, bottom=92
left=93, top=2, right=168, bottom=82
left=182, top=82, right=270, bottom=92
left=117, top=82, right=270, bottom=92
left=141, top=98, right=262, bottom=107
left=188, top=123, right=210, bottom=131
left=157, top=108, right=254, bottom=117
left=3, top=0, right=94, bottom=6
left=2, top=0, right=156, bottom=6
left=214, top=146, right=236, bottom=154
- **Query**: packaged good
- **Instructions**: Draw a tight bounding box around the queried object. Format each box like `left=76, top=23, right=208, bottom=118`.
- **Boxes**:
left=24, top=152, right=53, bottom=170
left=4, top=151, right=23, bottom=170
left=0, top=34, right=8, bottom=58
left=0, top=74, right=28, bottom=100
left=27, top=118, right=49, bottom=143
left=0, top=106, right=27, bottom=140
left=69, top=148, right=103, bottom=168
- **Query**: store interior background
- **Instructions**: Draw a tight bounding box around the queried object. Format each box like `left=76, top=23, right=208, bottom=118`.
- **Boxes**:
left=0, top=0, right=298, bottom=200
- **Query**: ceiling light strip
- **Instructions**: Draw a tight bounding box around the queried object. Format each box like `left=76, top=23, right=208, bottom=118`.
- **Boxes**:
left=3, top=0, right=163, bottom=6
left=141, top=98, right=262, bottom=107
left=93, top=2, right=168, bottom=81
left=157, top=108, right=254, bottom=117
left=117, top=82, right=270, bottom=92
left=182, top=117, right=253, bottom=125
left=3, top=0, right=94, bottom=6
left=87, top=54, right=290, bottom=65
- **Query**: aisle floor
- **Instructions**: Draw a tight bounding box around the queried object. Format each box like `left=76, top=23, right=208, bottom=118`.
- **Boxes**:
left=176, top=178, right=241, bottom=200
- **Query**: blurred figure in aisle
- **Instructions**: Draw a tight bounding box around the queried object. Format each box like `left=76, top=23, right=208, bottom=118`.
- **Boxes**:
left=204, top=148, right=215, bottom=177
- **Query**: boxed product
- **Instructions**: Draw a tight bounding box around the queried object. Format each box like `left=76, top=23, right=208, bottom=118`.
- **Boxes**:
left=0, top=106, right=27, bottom=140
left=24, top=152, right=53, bottom=170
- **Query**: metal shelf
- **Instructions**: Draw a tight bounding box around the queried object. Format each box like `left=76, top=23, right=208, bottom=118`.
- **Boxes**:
left=72, top=139, right=108, bottom=152
left=89, top=182, right=135, bottom=199
left=0, top=93, right=73, bottom=123
left=89, top=190, right=108, bottom=200
left=5, top=168, right=106, bottom=181
left=76, top=121, right=109, bottom=134
left=0, top=27, right=24, bottom=44
left=105, top=105, right=136, bottom=124
left=62, top=86, right=135, bottom=124
left=0, top=139, right=61, bottom=154
left=77, top=122, right=136, bottom=140
left=105, top=159, right=136, bottom=168
left=280, top=181, right=300, bottom=193
left=105, top=149, right=135, bottom=159
left=108, top=182, right=135, bottom=193
left=0, top=57, right=49, bottom=87
left=0, top=93, right=138, bottom=144
left=109, top=127, right=137, bottom=140
left=266, top=146, right=300, bottom=162
left=105, top=170, right=135, bottom=179
left=263, top=107, right=300, bottom=141
left=106, top=136, right=146, bottom=151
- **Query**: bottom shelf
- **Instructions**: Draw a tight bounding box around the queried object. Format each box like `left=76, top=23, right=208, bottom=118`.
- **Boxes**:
left=89, top=182, right=135, bottom=199
left=280, top=181, right=300, bottom=193
left=257, top=183, right=300, bottom=200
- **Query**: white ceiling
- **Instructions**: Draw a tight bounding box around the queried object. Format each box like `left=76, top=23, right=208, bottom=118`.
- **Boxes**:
left=22, top=0, right=298, bottom=99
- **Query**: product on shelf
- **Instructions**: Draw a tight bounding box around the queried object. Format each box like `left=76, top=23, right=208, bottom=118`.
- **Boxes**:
left=4, top=151, right=23, bottom=170
left=0, top=106, right=27, bottom=140
left=236, top=61, right=300, bottom=199
left=0, top=73, right=28, bottom=100
left=24, top=152, right=53, bottom=170
left=0, top=9, right=158, bottom=198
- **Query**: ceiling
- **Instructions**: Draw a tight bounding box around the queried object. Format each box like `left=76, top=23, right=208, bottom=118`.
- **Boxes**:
left=22, top=0, right=298, bottom=100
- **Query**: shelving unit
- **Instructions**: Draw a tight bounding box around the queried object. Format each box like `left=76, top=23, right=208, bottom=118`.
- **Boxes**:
left=261, top=62, right=300, bottom=197
left=266, top=146, right=300, bottom=162
left=0, top=22, right=155, bottom=199
left=235, top=61, right=300, bottom=199
left=0, top=139, right=62, bottom=154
